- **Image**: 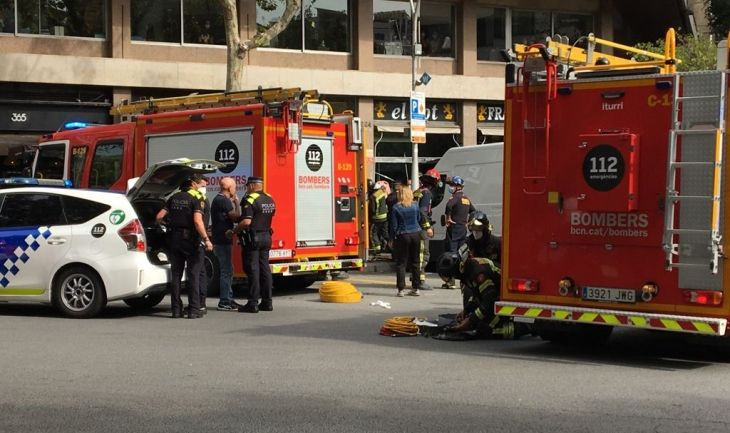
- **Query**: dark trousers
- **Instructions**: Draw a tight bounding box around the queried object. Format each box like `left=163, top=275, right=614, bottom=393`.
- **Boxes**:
left=394, top=232, right=422, bottom=290
left=446, top=224, right=468, bottom=253
left=169, top=237, right=202, bottom=314
left=197, top=247, right=208, bottom=307
left=242, top=231, right=273, bottom=306
left=370, top=220, right=388, bottom=251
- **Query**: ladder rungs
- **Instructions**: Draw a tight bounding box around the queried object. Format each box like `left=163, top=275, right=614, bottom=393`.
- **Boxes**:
left=670, top=195, right=717, bottom=201
left=669, top=263, right=714, bottom=269
left=676, top=95, right=724, bottom=101
left=671, top=161, right=717, bottom=167
left=669, top=229, right=714, bottom=234
left=672, top=129, right=723, bottom=135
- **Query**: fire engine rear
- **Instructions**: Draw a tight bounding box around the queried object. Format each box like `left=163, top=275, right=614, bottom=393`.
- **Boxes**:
left=33, top=88, right=367, bottom=291
left=496, top=30, right=730, bottom=340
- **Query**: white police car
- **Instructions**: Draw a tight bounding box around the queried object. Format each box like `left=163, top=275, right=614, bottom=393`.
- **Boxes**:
left=0, top=159, right=221, bottom=318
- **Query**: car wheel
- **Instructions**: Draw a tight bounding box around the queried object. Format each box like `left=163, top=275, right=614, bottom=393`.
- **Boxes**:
left=203, top=251, right=220, bottom=297
left=52, top=266, right=106, bottom=319
left=123, top=292, right=166, bottom=310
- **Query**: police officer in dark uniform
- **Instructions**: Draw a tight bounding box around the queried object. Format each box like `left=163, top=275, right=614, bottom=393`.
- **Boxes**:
left=442, top=175, right=475, bottom=288
left=156, top=177, right=213, bottom=318
left=188, top=174, right=211, bottom=315
left=232, top=176, right=276, bottom=313
left=466, top=211, right=501, bottom=267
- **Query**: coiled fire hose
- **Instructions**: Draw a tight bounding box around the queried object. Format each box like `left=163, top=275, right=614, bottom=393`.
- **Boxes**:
left=319, top=281, right=362, bottom=303
left=379, top=316, right=425, bottom=337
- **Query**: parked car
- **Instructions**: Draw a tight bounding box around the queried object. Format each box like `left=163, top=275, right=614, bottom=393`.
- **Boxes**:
left=0, top=159, right=220, bottom=318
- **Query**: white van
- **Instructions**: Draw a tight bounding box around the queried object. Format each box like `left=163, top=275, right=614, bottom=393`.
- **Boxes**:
left=428, top=142, right=503, bottom=263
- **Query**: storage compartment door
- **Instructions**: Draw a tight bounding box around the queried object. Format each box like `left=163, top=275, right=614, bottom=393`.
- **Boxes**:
left=296, top=137, right=334, bottom=246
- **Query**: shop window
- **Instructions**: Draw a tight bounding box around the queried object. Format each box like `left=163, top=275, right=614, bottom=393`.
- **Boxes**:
left=17, top=0, right=106, bottom=38
left=89, top=140, right=123, bottom=190
left=373, top=1, right=455, bottom=58
left=554, top=12, right=593, bottom=45
left=511, top=9, right=551, bottom=46
left=0, top=0, right=14, bottom=33
left=131, top=0, right=181, bottom=43
left=183, top=0, right=225, bottom=45
left=257, top=0, right=350, bottom=52
left=476, top=8, right=506, bottom=61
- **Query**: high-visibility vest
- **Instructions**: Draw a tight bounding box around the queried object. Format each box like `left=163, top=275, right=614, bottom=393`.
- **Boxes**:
left=371, top=189, right=388, bottom=221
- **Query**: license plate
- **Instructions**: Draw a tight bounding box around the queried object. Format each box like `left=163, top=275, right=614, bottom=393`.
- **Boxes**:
left=582, top=286, right=636, bottom=303
left=269, top=249, right=292, bottom=259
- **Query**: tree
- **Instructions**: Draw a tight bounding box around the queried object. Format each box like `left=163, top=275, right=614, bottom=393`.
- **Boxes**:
left=633, top=32, right=717, bottom=72
left=218, top=0, right=302, bottom=92
left=705, top=0, right=730, bottom=39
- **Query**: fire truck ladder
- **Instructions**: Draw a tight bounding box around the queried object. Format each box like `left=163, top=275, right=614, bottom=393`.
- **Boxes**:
left=110, top=87, right=319, bottom=119
left=663, top=71, right=727, bottom=274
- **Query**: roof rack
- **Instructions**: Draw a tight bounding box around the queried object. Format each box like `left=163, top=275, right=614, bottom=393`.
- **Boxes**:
left=110, top=87, right=321, bottom=119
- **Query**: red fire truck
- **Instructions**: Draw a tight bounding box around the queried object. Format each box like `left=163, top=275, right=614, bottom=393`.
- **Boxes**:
left=496, top=29, right=730, bottom=340
left=32, top=88, right=367, bottom=292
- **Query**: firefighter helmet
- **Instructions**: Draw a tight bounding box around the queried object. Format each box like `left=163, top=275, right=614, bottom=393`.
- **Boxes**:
left=468, top=211, right=491, bottom=234
left=420, top=168, right=441, bottom=186
left=437, top=252, right=461, bottom=280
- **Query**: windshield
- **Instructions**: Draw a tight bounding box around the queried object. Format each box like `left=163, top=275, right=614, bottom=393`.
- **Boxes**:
left=34, top=143, right=66, bottom=180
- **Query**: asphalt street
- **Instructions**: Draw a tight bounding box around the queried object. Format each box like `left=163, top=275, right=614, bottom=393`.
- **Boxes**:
left=2, top=272, right=730, bottom=433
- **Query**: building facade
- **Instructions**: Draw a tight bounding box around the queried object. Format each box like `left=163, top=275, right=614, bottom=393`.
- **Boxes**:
left=0, top=0, right=686, bottom=180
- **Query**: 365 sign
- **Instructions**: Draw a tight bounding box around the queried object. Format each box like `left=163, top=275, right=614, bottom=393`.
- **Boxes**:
left=11, top=112, right=28, bottom=123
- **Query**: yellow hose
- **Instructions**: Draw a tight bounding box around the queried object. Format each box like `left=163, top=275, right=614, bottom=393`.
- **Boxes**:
left=319, top=281, right=362, bottom=303
left=380, top=316, right=424, bottom=337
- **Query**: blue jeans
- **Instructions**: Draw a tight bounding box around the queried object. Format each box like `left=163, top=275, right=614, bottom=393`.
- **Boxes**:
left=213, top=243, right=234, bottom=305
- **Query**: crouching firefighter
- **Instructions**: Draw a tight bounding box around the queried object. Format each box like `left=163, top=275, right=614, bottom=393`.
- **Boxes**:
left=436, top=250, right=513, bottom=339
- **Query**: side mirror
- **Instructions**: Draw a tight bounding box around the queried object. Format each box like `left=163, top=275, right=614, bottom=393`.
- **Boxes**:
left=440, top=215, right=446, bottom=227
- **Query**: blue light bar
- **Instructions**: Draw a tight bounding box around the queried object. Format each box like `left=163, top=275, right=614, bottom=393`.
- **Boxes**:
left=0, top=178, right=72, bottom=188
left=64, top=121, right=88, bottom=130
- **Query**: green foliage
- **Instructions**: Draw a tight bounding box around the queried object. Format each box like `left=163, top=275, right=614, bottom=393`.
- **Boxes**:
left=706, top=0, right=730, bottom=39
left=632, top=33, right=717, bottom=72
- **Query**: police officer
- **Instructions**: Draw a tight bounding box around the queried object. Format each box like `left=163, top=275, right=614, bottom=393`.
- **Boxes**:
left=442, top=175, right=475, bottom=288
left=413, top=169, right=440, bottom=288
left=369, top=181, right=389, bottom=254
left=466, top=211, right=501, bottom=267
left=156, top=177, right=213, bottom=318
left=232, top=176, right=276, bottom=313
left=188, top=174, right=211, bottom=315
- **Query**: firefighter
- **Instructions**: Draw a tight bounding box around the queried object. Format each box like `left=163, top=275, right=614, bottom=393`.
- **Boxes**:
left=466, top=211, right=501, bottom=267
left=369, top=181, right=389, bottom=254
left=436, top=252, right=506, bottom=338
left=156, top=177, right=212, bottom=319
left=233, top=176, right=276, bottom=313
left=413, top=169, right=440, bottom=288
left=442, top=175, right=475, bottom=289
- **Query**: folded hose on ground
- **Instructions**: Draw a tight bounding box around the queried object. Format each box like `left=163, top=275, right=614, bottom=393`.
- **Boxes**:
left=318, top=281, right=363, bottom=303
left=379, top=316, right=424, bottom=337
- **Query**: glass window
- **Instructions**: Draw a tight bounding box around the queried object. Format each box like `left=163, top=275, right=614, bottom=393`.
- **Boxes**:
left=62, top=196, right=111, bottom=224
left=512, top=9, right=551, bottom=46
left=420, top=2, right=455, bottom=58
left=256, top=0, right=302, bottom=50
left=0, top=193, right=65, bottom=227
left=476, top=8, right=506, bottom=61
left=183, top=0, right=225, bottom=45
left=304, top=0, right=349, bottom=52
left=35, top=144, right=66, bottom=180
left=70, top=146, right=88, bottom=188
left=90, top=141, right=123, bottom=189
left=554, top=13, right=593, bottom=45
left=0, top=0, right=14, bottom=33
left=131, top=0, right=181, bottom=43
left=18, top=1, right=106, bottom=38
left=373, top=0, right=412, bottom=55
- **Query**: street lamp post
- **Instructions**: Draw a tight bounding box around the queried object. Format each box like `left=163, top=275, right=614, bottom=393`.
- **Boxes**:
left=409, top=0, right=421, bottom=190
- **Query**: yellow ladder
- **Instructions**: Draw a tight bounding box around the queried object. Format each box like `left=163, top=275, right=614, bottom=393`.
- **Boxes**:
left=110, top=87, right=319, bottom=118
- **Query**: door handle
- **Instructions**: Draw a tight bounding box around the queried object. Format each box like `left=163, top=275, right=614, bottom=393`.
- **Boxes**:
left=47, top=238, right=67, bottom=245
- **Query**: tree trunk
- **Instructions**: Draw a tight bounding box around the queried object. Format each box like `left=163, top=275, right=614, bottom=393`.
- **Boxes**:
left=220, top=0, right=302, bottom=92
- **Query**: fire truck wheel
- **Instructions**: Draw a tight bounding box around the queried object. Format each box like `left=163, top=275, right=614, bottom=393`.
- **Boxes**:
left=273, top=275, right=318, bottom=291
left=534, top=321, right=613, bottom=345
left=123, top=292, right=166, bottom=310
left=203, top=251, right=221, bottom=297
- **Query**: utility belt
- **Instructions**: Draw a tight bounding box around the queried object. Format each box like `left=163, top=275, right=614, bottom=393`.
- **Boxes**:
left=238, top=228, right=271, bottom=248
left=168, top=227, right=199, bottom=241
